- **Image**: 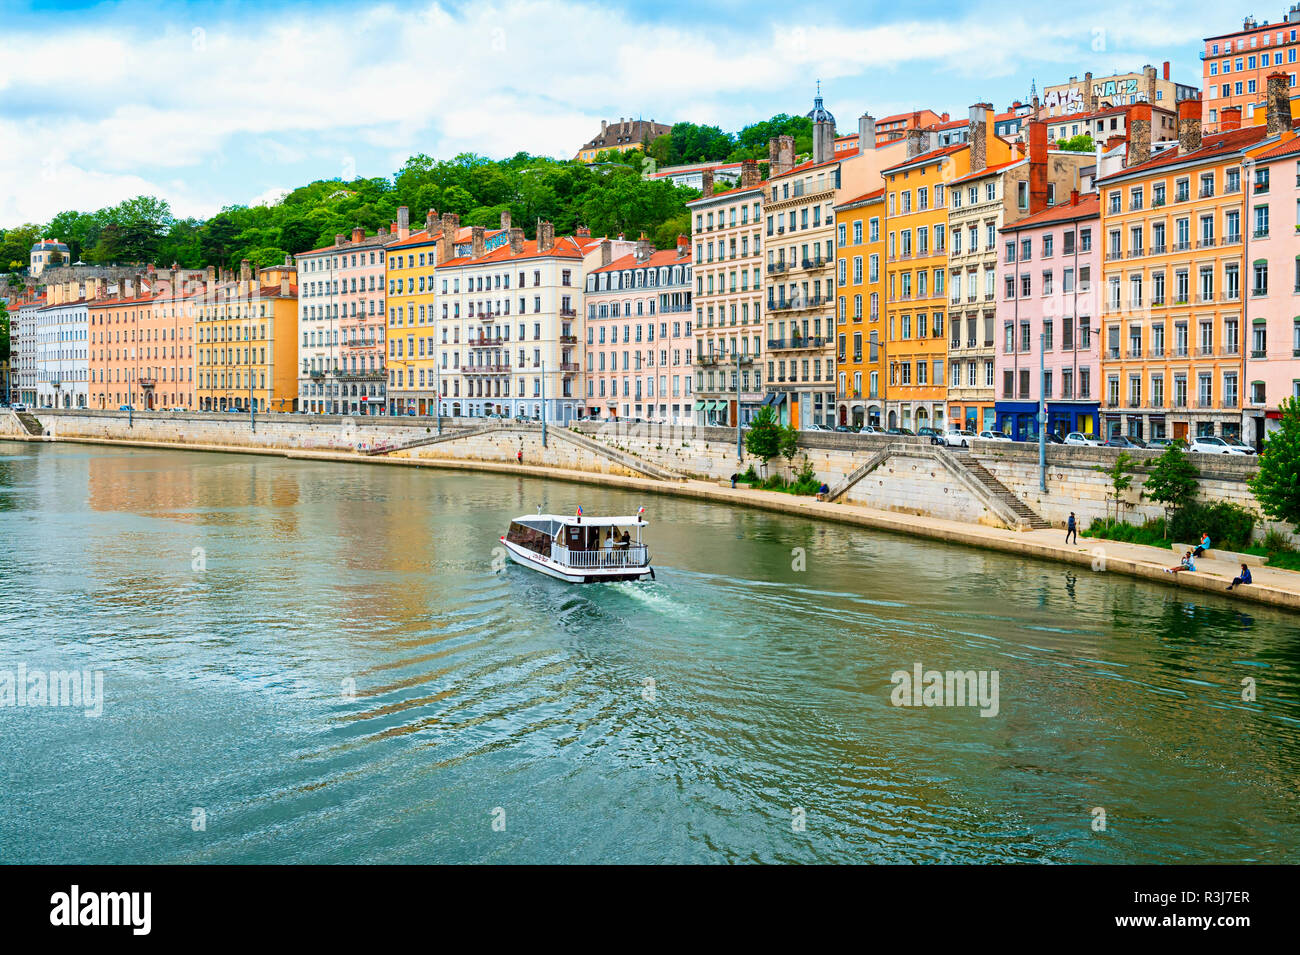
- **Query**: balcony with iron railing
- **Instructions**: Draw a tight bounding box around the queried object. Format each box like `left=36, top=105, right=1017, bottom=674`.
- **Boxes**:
left=766, top=336, right=829, bottom=351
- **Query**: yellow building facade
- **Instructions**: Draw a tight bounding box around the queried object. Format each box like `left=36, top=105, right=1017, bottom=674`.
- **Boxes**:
left=833, top=189, right=887, bottom=427
left=196, top=260, right=299, bottom=412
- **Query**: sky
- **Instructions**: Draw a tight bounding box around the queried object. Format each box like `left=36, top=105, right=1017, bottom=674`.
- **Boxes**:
left=0, top=0, right=1238, bottom=227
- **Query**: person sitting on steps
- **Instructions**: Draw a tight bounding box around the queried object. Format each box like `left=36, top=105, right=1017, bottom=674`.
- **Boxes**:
left=1227, top=563, right=1253, bottom=591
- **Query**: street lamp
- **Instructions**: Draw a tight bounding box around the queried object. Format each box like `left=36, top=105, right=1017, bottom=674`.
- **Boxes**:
left=725, top=349, right=754, bottom=461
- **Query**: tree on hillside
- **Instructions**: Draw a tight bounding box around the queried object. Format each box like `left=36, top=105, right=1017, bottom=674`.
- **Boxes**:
left=1249, top=396, right=1300, bottom=530
left=0, top=300, right=10, bottom=366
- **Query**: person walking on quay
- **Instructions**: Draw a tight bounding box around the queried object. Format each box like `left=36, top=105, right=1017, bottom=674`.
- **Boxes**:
left=1193, top=532, right=1211, bottom=558
left=517, top=448, right=523, bottom=465
left=1227, top=563, right=1253, bottom=591
left=1065, top=512, right=1078, bottom=545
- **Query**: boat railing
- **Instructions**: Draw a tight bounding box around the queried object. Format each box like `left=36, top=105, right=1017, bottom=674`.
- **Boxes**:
left=552, top=543, right=649, bottom=568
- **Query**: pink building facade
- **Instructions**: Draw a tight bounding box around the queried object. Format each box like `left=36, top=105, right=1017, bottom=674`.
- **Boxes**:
left=994, top=192, right=1103, bottom=439
left=584, top=236, right=694, bottom=422
left=1245, top=137, right=1300, bottom=443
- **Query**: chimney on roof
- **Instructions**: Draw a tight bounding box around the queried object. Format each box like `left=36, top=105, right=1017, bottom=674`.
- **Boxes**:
left=335, top=233, right=345, bottom=247
left=426, top=208, right=440, bottom=235
left=500, top=209, right=511, bottom=231
left=676, top=234, right=689, bottom=258
left=206, top=266, right=216, bottom=283
left=1220, top=105, right=1243, bottom=131
left=509, top=228, right=525, bottom=254
left=778, top=135, right=795, bottom=175
left=351, top=227, right=363, bottom=243
left=284, top=254, right=293, bottom=268
left=812, top=115, right=834, bottom=165
left=281, top=273, right=290, bottom=297
left=599, top=238, right=612, bottom=267
left=858, top=114, right=877, bottom=154
left=378, top=225, right=389, bottom=237
left=969, top=102, right=991, bottom=172
left=538, top=220, right=555, bottom=253
left=1163, top=60, right=1171, bottom=81
left=740, top=158, right=760, bottom=188
left=134, top=272, right=144, bottom=298
left=1178, top=97, right=1202, bottom=152
left=437, top=213, right=460, bottom=263
left=1267, top=72, right=1291, bottom=135
left=1143, top=64, right=1157, bottom=105
left=700, top=168, right=714, bottom=196
left=576, top=225, right=591, bottom=238
left=1070, top=188, right=1079, bottom=206
left=635, top=233, right=653, bottom=262
left=1105, top=134, right=1126, bottom=153
left=239, top=260, right=251, bottom=283
left=471, top=226, right=487, bottom=259
left=1028, top=118, right=1048, bottom=213
left=1128, top=103, right=1152, bottom=166
left=397, top=205, right=409, bottom=239
left=905, top=127, right=928, bottom=159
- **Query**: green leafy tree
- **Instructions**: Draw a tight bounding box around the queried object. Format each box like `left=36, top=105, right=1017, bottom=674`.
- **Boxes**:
left=1096, top=451, right=1137, bottom=521
left=744, top=405, right=782, bottom=468
left=1250, top=396, right=1300, bottom=529
left=1141, top=443, right=1200, bottom=535
left=0, top=300, right=10, bottom=367
left=1056, top=133, right=1095, bottom=153
left=779, top=423, right=800, bottom=467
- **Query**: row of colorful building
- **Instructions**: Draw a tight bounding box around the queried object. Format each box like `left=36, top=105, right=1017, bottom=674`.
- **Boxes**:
left=11, top=10, right=1300, bottom=445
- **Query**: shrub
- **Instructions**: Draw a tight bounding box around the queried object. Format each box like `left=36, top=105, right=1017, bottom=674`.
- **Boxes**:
left=788, top=457, right=820, bottom=496
left=1168, top=501, right=1256, bottom=551
left=1263, top=528, right=1295, bottom=554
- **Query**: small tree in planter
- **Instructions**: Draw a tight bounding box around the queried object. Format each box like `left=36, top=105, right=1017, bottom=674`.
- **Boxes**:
left=1141, top=443, right=1200, bottom=537
left=744, top=405, right=782, bottom=478
left=1096, top=451, right=1137, bottom=523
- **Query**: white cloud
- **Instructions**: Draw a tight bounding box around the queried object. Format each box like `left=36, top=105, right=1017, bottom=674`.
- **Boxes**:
left=0, top=0, right=1225, bottom=225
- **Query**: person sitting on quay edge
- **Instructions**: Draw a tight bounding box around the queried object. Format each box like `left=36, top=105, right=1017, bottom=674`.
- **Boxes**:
left=1227, top=563, right=1253, bottom=591
left=1165, top=551, right=1196, bottom=574
left=1193, top=531, right=1211, bottom=558
left=816, top=482, right=830, bottom=501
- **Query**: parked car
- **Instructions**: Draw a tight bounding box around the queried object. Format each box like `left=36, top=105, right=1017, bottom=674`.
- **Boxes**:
left=804, top=423, right=832, bottom=432
left=1189, top=436, right=1251, bottom=455
left=887, top=426, right=916, bottom=436
left=917, top=427, right=944, bottom=443
left=941, top=429, right=978, bottom=448
left=979, top=430, right=1013, bottom=442
left=1147, top=437, right=1186, bottom=450
left=1044, top=432, right=1064, bottom=445
left=1105, top=435, right=1148, bottom=449
left=858, top=424, right=887, bottom=435
left=119, top=404, right=134, bottom=411
left=1222, top=437, right=1257, bottom=455
left=10, top=402, right=28, bottom=412
left=833, top=424, right=856, bottom=433
left=1063, top=432, right=1103, bottom=447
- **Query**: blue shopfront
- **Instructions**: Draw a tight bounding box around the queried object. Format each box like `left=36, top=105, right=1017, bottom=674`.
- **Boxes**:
left=995, top=401, right=1099, bottom=441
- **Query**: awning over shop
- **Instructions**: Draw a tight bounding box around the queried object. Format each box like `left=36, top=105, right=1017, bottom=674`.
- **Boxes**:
left=768, top=393, right=787, bottom=407
left=694, top=400, right=706, bottom=410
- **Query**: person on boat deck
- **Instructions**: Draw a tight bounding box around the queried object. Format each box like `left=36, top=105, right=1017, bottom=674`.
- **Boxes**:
left=619, top=530, right=631, bottom=549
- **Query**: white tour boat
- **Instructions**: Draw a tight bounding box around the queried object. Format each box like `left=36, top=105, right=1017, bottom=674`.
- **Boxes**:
left=501, top=509, right=653, bottom=583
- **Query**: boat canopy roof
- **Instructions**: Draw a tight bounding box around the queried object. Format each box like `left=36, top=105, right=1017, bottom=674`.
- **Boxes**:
left=515, top=514, right=647, bottom=530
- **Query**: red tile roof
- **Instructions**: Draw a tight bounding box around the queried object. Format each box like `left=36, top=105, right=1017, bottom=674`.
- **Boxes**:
left=1000, top=193, right=1101, bottom=232
left=1098, top=125, right=1271, bottom=183
left=1250, top=128, right=1300, bottom=162
left=590, top=247, right=692, bottom=273
left=948, top=158, right=1024, bottom=185
left=436, top=234, right=592, bottom=268
left=880, top=141, right=968, bottom=175
left=833, top=187, right=886, bottom=209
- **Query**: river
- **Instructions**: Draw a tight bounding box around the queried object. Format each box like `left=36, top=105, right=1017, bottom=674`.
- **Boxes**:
left=1, top=440, right=1298, bottom=863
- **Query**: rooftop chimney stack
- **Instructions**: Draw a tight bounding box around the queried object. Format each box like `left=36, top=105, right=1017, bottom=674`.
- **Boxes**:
left=1220, top=105, right=1243, bottom=131
left=500, top=209, right=511, bottom=231
left=351, top=227, right=363, bottom=243
left=509, top=227, right=525, bottom=254
left=426, top=208, right=440, bottom=235
left=397, top=205, right=410, bottom=239
left=599, top=238, right=612, bottom=267
left=538, top=220, right=555, bottom=253
left=858, top=113, right=877, bottom=154
left=740, top=159, right=760, bottom=188
left=969, top=103, right=992, bottom=172
left=1127, top=103, right=1152, bottom=166
left=471, top=226, right=486, bottom=259
left=1178, top=97, right=1203, bottom=152
left=1028, top=118, right=1048, bottom=212
left=700, top=168, right=714, bottom=196
left=635, top=232, right=653, bottom=262
left=676, top=234, right=690, bottom=258
left=1267, top=72, right=1291, bottom=135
